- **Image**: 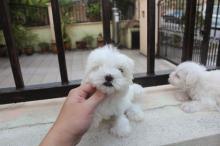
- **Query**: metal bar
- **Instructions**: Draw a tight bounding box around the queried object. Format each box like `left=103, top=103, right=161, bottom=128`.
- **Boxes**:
left=214, top=0, right=220, bottom=37
left=199, top=0, right=204, bottom=33
left=217, top=39, right=220, bottom=67
left=101, top=0, right=111, bottom=44
left=182, top=0, right=197, bottom=61
left=0, top=73, right=170, bottom=104
left=147, top=0, right=155, bottom=74
left=157, top=1, right=161, bottom=57
left=0, top=81, right=80, bottom=104
left=195, top=0, right=200, bottom=34
left=51, top=0, right=69, bottom=84
left=200, top=0, right=214, bottom=65
left=213, top=41, right=218, bottom=67
left=0, top=0, right=24, bottom=88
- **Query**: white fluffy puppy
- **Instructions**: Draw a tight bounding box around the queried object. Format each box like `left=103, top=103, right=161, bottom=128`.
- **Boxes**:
left=169, top=61, right=220, bottom=113
left=82, top=45, right=144, bottom=137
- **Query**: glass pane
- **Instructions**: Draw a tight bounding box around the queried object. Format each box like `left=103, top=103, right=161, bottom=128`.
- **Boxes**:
left=0, top=31, right=15, bottom=88
left=9, top=0, right=61, bottom=86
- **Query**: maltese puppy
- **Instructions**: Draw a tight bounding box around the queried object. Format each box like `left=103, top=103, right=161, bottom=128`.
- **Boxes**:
left=169, top=61, right=220, bottom=113
left=82, top=45, right=144, bottom=137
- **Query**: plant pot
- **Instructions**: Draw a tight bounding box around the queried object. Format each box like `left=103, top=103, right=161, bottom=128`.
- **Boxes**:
left=64, top=42, right=71, bottom=50
left=97, top=40, right=104, bottom=47
left=0, top=45, right=8, bottom=57
left=76, top=41, right=87, bottom=49
left=81, top=41, right=87, bottom=49
left=51, top=43, right=57, bottom=53
left=24, top=48, right=34, bottom=56
left=76, top=41, right=81, bottom=49
left=40, top=47, right=47, bottom=53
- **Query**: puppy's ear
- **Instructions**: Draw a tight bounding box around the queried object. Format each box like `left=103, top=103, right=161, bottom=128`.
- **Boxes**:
left=185, top=71, right=198, bottom=87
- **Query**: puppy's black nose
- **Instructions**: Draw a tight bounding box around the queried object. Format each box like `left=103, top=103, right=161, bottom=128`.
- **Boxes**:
left=105, top=75, right=113, bottom=82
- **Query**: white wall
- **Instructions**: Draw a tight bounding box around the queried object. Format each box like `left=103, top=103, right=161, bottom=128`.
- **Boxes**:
left=139, top=0, right=159, bottom=56
left=139, top=0, right=147, bottom=55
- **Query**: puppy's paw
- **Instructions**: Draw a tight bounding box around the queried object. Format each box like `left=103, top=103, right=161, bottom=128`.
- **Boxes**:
left=110, top=116, right=131, bottom=137
left=180, top=102, right=200, bottom=113
left=126, top=105, right=144, bottom=122
left=110, top=124, right=131, bottom=137
left=175, top=92, right=189, bottom=102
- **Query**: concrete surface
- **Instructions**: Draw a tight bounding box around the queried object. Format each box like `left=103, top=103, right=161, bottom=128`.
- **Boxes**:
left=0, top=85, right=220, bottom=146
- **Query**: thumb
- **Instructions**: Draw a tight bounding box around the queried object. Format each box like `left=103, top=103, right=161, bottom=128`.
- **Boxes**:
left=85, top=90, right=105, bottom=109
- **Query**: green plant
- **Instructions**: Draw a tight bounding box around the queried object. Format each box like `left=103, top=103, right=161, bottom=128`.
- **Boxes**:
left=59, top=0, right=72, bottom=6
left=11, top=0, right=50, bottom=6
left=0, top=33, right=4, bottom=44
left=86, top=2, right=101, bottom=20
left=38, top=42, right=49, bottom=49
left=12, top=25, right=38, bottom=52
left=24, top=31, right=38, bottom=48
left=63, top=33, right=71, bottom=43
left=12, top=25, right=27, bottom=50
left=61, top=11, right=72, bottom=47
left=82, top=35, right=94, bottom=48
left=38, top=42, right=50, bottom=52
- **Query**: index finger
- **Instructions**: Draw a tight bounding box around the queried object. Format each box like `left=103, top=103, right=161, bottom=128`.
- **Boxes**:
left=68, top=84, right=96, bottom=99
left=79, top=83, right=96, bottom=97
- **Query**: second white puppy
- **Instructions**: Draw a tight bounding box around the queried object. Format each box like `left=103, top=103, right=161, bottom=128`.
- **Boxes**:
left=169, top=61, right=220, bottom=113
left=82, top=45, right=144, bottom=137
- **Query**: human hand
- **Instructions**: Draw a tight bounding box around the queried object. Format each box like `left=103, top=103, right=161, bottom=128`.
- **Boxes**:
left=40, top=84, right=105, bottom=146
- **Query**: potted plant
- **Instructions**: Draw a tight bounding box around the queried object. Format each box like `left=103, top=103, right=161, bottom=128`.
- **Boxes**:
left=63, top=33, right=71, bottom=50
left=0, top=34, right=7, bottom=57
left=61, top=11, right=72, bottom=51
left=12, top=24, right=27, bottom=55
left=23, top=30, right=38, bottom=55
left=75, top=40, right=87, bottom=49
left=97, top=33, right=104, bottom=47
left=38, top=42, right=50, bottom=53
left=51, top=41, right=57, bottom=53
left=12, top=24, right=38, bottom=55
left=0, top=44, right=8, bottom=57
left=82, top=35, right=94, bottom=49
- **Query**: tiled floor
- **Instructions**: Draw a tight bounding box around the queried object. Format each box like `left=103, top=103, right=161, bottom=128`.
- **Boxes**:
left=0, top=49, right=176, bottom=88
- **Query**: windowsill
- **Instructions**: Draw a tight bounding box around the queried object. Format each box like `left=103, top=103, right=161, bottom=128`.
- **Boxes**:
left=0, top=85, right=220, bottom=146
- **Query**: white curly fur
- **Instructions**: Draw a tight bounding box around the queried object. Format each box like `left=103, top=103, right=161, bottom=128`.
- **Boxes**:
left=82, top=45, right=144, bottom=137
left=169, top=61, right=220, bottom=113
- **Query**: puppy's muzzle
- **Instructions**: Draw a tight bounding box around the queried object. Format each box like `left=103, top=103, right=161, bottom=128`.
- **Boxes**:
left=103, top=75, right=114, bottom=87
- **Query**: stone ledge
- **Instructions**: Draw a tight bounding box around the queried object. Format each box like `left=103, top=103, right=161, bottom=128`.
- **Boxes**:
left=0, top=85, right=220, bottom=146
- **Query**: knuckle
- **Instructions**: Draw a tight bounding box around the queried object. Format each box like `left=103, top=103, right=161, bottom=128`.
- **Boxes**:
left=68, top=88, right=78, bottom=96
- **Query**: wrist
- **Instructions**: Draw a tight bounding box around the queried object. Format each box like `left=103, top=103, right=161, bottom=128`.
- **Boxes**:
left=49, top=122, right=81, bottom=146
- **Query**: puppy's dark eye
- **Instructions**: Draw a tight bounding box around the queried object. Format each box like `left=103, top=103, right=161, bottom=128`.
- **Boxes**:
left=118, top=68, right=124, bottom=73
